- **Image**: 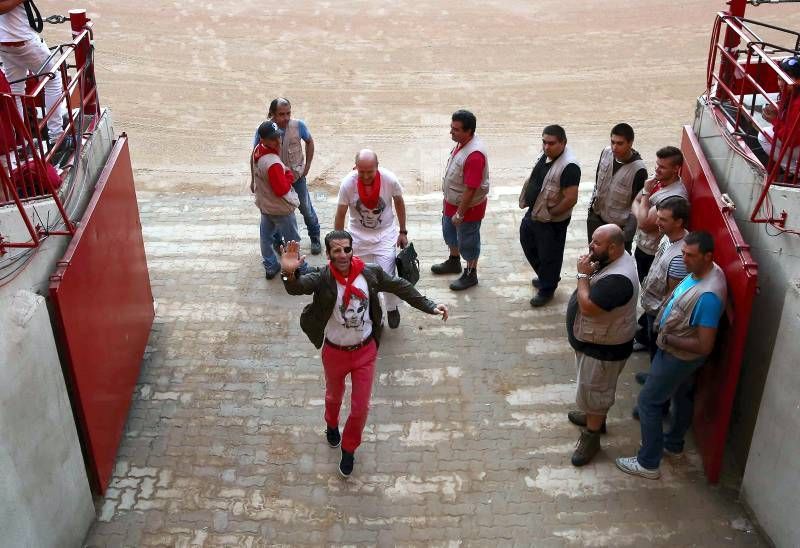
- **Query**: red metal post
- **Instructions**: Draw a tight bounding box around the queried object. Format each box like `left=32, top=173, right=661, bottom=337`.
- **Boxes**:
left=69, top=9, right=98, bottom=115
left=716, top=0, right=749, bottom=99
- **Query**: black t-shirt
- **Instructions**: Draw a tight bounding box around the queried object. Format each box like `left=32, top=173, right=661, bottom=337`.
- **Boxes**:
left=566, top=274, right=635, bottom=361
left=524, top=154, right=581, bottom=209
left=594, top=150, right=647, bottom=204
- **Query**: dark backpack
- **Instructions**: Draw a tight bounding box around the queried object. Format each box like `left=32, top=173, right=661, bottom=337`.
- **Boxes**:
left=395, top=242, right=420, bottom=286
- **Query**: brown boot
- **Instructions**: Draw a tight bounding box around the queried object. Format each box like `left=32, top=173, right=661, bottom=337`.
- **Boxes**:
left=571, top=428, right=601, bottom=467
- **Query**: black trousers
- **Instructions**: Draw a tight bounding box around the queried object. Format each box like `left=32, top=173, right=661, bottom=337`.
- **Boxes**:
left=519, top=214, right=570, bottom=293
left=634, top=247, right=656, bottom=283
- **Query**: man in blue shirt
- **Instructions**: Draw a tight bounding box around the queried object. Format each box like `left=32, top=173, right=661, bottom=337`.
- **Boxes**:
left=616, top=231, right=727, bottom=479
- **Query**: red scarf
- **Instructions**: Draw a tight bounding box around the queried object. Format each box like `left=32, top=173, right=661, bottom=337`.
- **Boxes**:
left=329, top=256, right=367, bottom=307
left=357, top=170, right=381, bottom=209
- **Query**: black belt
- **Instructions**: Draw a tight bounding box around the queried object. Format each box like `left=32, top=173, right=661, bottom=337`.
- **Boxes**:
left=324, top=337, right=372, bottom=352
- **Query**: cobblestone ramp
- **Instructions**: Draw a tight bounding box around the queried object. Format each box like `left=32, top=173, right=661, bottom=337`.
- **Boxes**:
left=85, top=185, right=763, bottom=546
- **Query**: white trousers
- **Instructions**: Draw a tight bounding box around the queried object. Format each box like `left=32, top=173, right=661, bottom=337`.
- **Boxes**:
left=359, top=250, right=400, bottom=312
left=0, top=37, right=66, bottom=141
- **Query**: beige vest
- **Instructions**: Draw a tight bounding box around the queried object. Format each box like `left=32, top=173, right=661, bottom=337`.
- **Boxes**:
left=519, top=146, right=579, bottom=223
left=253, top=152, right=300, bottom=216
left=442, top=136, right=490, bottom=208
left=656, top=263, right=727, bottom=361
left=592, top=146, right=646, bottom=227
left=640, top=231, right=687, bottom=314
left=574, top=252, right=639, bottom=345
left=280, top=119, right=305, bottom=179
left=635, top=179, right=689, bottom=255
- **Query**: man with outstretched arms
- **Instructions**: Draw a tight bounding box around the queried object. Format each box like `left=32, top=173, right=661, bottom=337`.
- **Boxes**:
left=565, top=224, right=639, bottom=467
left=280, top=231, right=448, bottom=478
left=617, top=231, right=727, bottom=480
left=431, top=109, right=489, bottom=291
left=334, top=149, right=408, bottom=329
left=587, top=123, right=647, bottom=251
left=254, top=97, right=321, bottom=255
left=631, top=146, right=689, bottom=281
left=519, top=124, right=581, bottom=307
left=250, top=121, right=302, bottom=279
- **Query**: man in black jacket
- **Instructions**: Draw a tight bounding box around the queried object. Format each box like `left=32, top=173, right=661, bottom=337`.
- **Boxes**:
left=280, top=231, right=448, bottom=477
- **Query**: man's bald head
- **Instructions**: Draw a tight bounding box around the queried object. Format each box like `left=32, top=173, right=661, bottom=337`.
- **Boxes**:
left=589, top=224, right=625, bottom=265
left=355, top=149, right=379, bottom=184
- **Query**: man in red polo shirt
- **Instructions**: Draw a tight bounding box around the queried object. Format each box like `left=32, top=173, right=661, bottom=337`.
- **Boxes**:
left=431, top=109, right=490, bottom=291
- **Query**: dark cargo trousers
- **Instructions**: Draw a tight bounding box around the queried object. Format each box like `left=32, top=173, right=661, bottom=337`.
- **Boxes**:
left=519, top=214, right=570, bottom=294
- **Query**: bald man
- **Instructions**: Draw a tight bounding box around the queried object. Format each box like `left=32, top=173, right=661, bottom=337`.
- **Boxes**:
left=334, top=150, right=408, bottom=328
left=565, top=224, right=639, bottom=466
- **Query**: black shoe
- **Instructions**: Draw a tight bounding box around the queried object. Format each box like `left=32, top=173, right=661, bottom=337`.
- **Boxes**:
left=531, top=277, right=542, bottom=289
left=326, top=426, right=341, bottom=448
left=310, top=239, right=322, bottom=255
left=571, top=429, right=601, bottom=467
left=339, top=449, right=354, bottom=477
left=387, top=308, right=400, bottom=329
left=265, top=265, right=280, bottom=280
left=634, top=371, right=649, bottom=385
left=567, top=410, right=607, bottom=434
left=431, top=256, right=462, bottom=275
left=449, top=268, right=477, bottom=291
left=529, top=290, right=554, bottom=307
left=48, top=133, right=75, bottom=167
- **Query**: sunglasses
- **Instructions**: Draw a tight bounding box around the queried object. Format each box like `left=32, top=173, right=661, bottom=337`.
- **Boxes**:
left=336, top=246, right=353, bottom=254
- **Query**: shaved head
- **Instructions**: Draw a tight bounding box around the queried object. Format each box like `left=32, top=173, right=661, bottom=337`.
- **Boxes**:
left=355, top=149, right=379, bottom=184
left=589, top=224, right=625, bottom=265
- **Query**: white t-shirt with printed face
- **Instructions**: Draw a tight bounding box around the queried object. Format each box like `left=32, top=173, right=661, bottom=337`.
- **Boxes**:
left=0, top=6, right=37, bottom=42
left=324, top=274, right=372, bottom=346
left=337, top=167, right=403, bottom=253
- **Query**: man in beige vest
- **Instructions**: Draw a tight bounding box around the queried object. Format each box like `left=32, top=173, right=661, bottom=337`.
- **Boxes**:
left=617, top=231, right=726, bottom=479
left=566, top=224, right=639, bottom=466
left=518, top=125, right=581, bottom=306
left=587, top=123, right=647, bottom=252
left=431, top=110, right=489, bottom=291
left=631, top=146, right=689, bottom=282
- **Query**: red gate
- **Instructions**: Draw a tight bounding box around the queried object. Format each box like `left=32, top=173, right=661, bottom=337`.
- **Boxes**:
left=681, top=126, right=758, bottom=483
left=49, top=135, right=154, bottom=494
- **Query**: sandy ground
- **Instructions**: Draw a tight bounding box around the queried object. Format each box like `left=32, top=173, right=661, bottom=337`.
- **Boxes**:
left=34, top=0, right=800, bottom=545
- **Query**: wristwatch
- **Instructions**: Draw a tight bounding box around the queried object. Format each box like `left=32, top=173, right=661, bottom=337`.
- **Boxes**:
left=281, top=270, right=295, bottom=281
left=576, top=273, right=590, bottom=280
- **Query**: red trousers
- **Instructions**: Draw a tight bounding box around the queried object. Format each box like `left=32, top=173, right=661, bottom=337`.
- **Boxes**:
left=321, top=339, right=377, bottom=453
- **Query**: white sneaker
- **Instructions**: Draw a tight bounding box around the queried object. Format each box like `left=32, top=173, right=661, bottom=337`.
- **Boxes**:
left=615, top=456, right=661, bottom=479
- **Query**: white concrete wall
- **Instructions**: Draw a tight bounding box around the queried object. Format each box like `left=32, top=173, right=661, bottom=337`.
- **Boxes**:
left=741, top=279, right=800, bottom=548
left=692, top=99, right=800, bottom=546
left=0, top=290, right=94, bottom=548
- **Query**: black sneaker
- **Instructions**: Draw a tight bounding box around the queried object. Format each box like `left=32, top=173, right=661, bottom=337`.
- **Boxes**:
left=449, top=268, right=478, bottom=291
left=265, top=265, right=280, bottom=280
left=387, top=308, right=400, bottom=329
left=571, top=429, right=601, bottom=467
left=310, top=239, right=322, bottom=255
left=431, top=256, right=462, bottom=275
left=567, top=410, right=607, bottom=434
left=339, top=449, right=354, bottom=477
left=529, top=290, right=554, bottom=307
left=326, top=426, right=341, bottom=448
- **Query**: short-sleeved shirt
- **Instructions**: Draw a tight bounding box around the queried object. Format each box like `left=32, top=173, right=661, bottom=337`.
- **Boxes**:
left=660, top=274, right=724, bottom=328
left=524, top=153, right=581, bottom=211
left=0, top=6, right=37, bottom=42
left=324, top=274, right=372, bottom=346
left=251, top=120, right=311, bottom=146
left=566, top=274, right=636, bottom=361
left=338, top=167, right=403, bottom=253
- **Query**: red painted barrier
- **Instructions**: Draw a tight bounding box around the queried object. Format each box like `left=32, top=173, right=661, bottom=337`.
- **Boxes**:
left=681, top=126, right=758, bottom=483
left=49, top=135, right=153, bottom=494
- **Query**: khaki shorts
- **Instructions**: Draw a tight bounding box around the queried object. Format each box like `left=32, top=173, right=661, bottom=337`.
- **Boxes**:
left=575, top=350, right=627, bottom=414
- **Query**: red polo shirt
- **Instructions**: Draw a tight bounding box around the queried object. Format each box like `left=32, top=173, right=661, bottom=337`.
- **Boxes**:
left=443, top=144, right=488, bottom=222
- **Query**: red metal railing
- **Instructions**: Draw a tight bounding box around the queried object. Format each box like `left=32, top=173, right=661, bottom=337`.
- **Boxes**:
left=0, top=11, right=98, bottom=254
left=706, top=13, right=800, bottom=227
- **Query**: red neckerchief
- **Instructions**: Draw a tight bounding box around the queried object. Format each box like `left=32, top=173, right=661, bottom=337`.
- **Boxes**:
left=329, top=255, right=367, bottom=308
left=650, top=181, right=663, bottom=195
left=357, top=170, right=381, bottom=210
left=253, top=143, right=279, bottom=163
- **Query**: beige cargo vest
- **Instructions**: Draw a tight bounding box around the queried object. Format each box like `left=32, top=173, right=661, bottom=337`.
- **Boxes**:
left=656, top=263, right=727, bottom=361
left=635, top=179, right=689, bottom=255
left=253, top=152, right=300, bottom=216
left=573, top=252, right=639, bottom=345
left=592, top=146, right=646, bottom=227
left=280, top=119, right=305, bottom=179
left=442, top=136, right=490, bottom=208
left=519, top=146, right=579, bottom=223
left=640, top=231, right=687, bottom=314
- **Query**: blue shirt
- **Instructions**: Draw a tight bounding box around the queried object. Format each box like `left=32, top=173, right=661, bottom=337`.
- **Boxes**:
left=252, top=120, right=311, bottom=146
left=660, top=274, right=724, bottom=328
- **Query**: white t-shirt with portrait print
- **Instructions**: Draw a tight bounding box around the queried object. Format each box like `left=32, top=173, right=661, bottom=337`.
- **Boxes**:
left=324, top=274, right=373, bottom=346
left=337, top=167, right=403, bottom=254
